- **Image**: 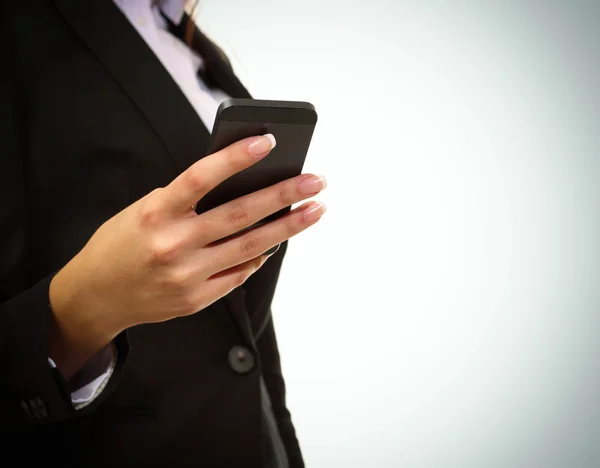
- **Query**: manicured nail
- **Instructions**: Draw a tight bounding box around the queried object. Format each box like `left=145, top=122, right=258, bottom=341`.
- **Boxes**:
left=303, top=202, right=326, bottom=222
left=298, top=175, right=327, bottom=195
left=248, top=134, right=276, bottom=158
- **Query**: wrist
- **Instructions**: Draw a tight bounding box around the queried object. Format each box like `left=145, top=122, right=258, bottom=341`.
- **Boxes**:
left=48, top=259, right=122, bottom=380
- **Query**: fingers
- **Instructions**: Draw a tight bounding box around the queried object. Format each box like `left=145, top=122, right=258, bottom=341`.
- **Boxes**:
left=206, top=200, right=326, bottom=272
left=199, top=255, right=268, bottom=306
left=196, top=173, right=327, bottom=244
left=160, top=134, right=276, bottom=215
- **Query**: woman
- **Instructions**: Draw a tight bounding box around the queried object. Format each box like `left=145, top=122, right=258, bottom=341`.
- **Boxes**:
left=0, top=1, right=326, bottom=466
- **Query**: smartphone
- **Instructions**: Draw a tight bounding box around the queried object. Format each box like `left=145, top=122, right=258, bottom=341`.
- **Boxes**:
left=195, top=98, right=318, bottom=253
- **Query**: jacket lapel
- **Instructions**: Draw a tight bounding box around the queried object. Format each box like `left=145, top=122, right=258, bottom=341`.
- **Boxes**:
left=54, top=0, right=210, bottom=175
left=54, top=0, right=256, bottom=345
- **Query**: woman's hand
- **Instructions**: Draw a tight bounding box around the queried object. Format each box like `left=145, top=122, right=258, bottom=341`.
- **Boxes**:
left=48, top=134, right=326, bottom=378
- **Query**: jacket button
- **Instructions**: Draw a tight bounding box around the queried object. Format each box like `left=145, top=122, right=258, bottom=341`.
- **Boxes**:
left=228, top=346, right=255, bottom=374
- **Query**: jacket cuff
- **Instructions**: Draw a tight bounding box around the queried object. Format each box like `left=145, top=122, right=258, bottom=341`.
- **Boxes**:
left=0, top=275, right=130, bottom=428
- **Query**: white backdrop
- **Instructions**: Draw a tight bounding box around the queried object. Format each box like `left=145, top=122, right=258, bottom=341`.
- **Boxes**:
left=196, top=1, right=600, bottom=467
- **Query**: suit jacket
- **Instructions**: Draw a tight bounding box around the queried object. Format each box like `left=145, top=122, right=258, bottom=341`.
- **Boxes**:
left=0, top=1, right=303, bottom=466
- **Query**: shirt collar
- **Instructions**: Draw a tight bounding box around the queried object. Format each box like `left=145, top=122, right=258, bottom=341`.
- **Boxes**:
left=154, top=0, right=188, bottom=24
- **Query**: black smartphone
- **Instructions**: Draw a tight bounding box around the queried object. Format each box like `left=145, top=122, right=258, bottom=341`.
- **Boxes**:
left=195, top=98, right=318, bottom=253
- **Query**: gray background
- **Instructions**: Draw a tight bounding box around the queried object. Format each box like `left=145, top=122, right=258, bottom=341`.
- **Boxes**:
left=196, top=1, right=600, bottom=466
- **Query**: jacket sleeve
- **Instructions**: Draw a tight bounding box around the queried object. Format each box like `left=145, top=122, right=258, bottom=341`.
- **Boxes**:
left=0, top=13, right=129, bottom=431
left=244, top=241, right=305, bottom=468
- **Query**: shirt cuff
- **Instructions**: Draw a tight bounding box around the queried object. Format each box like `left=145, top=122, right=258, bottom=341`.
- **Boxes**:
left=48, top=342, right=117, bottom=410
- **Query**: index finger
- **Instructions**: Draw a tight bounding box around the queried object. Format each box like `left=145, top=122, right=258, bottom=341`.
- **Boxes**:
left=160, top=134, right=276, bottom=215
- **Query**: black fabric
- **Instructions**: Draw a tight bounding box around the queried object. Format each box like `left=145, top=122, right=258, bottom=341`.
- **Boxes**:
left=0, top=1, right=304, bottom=466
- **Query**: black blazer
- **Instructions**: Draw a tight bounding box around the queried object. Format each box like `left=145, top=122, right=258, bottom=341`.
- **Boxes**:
left=0, top=1, right=303, bottom=466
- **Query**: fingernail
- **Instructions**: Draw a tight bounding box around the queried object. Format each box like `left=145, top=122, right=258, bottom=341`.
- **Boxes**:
left=303, top=202, right=326, bottom=222
left=298, top=175, right=327, bottom=195
left=248, top=134, right=276, bottom=158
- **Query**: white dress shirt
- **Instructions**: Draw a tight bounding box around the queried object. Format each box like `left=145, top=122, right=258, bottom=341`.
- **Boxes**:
left=49, top=0, right=232, bottom=408
left=114, top=0, right=231, bottom=131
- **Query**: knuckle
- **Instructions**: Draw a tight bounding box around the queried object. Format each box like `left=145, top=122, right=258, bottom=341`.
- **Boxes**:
left=166, top=267, right=193, bottom=290
left=227, top=202, right=250, bottom=228
left=139, top=197, right=163, bottom=227
left=146, top=187, right=164, bottom=199
left=239, top=233, right=262, bottom=258
left=148, top=236, right=182, bottom=265
left=164, top=269, right=197, bottom=314
left=185, top=167, right=207, bottom=193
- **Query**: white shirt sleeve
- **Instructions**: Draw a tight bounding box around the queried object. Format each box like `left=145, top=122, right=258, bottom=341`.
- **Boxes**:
left=48, top=342, right=117, bottom=410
